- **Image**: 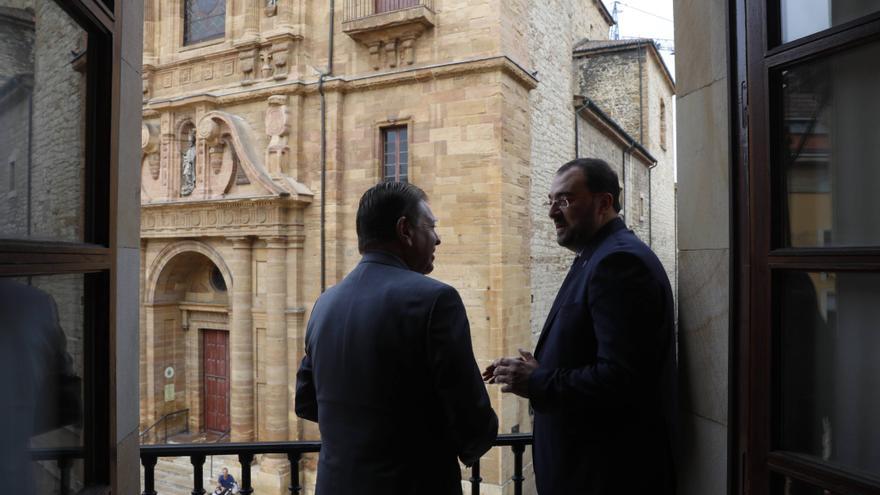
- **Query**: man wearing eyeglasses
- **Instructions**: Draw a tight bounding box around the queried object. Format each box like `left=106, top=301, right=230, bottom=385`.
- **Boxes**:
left=484, top=158, right=677, bottom=495
left=295, top=181, right=498, bottom=495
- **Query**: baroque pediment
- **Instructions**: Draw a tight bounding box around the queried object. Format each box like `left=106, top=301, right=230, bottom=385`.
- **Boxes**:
left=141, top=97, right=312, bottom=205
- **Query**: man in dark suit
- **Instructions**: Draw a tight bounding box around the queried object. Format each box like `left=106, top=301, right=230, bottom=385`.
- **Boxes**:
left=485, top=158, right=677, bottom=494
left=295, top=181, right=498, bottom=495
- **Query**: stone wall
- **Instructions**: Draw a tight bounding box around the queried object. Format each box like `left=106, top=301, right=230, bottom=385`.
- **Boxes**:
left=0, top=7, right=34, bottom=235
left=673, top=0, right=731, bottom=491
left=574, top=45, right=678, bottom=298
left=526, top=0, right=609, bottom=341
left=576, top=49, right=644, bottom=139
left=576, top=112, right=653, bottom=245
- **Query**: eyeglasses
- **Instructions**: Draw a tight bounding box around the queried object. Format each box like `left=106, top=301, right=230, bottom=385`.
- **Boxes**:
left=543, top=196, right=573, bottom=210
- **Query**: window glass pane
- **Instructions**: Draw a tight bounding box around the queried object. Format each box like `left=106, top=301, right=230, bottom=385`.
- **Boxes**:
left=780, top=0, right=880, bottom=43
left=0, top=274, right=86, bottom=494
left=399, top=159, right=408, bottom=179
left=184, top=0, right=226, bottom=45
left=779, top=40, right=880, bottom=247
left=0, top=0, right=87, bottom=242
left=771, top=473, right=839, bottom=494
left=777, top=271, right=880, bottom=478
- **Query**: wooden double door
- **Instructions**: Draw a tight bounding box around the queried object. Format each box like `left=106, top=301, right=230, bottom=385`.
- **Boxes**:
left=202, top=329, right=230, bottom=433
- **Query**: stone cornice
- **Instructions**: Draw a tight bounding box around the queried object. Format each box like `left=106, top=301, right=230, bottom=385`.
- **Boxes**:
left=143, top=55, right=538, bottom=113
left=141, top=197, right=307, bottom=239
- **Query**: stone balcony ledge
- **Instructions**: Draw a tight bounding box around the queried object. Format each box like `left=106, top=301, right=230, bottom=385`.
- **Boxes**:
left=342, top=5, right=436, bottom=44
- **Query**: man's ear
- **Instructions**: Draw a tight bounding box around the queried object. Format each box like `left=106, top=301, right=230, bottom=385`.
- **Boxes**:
left=599, top=192, right=615, bottom=215
left=395, top=216, right=413, bottom=247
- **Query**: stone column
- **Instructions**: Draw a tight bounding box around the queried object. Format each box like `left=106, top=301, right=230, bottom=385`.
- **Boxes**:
left=240, top=0, right=260, bottom=43
left=264, top=236, right=289, bottom=441
left=286, top=232, right=304, bottom=438
left=229, top=236, right=255, bottom=441
left=143, top=0, right=156, bottom=63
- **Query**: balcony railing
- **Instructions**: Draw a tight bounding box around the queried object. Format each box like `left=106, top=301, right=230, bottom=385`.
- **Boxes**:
left=343, top=0, right=435, bottom=23
left=140, top=433, right=532, bottom=495
left=140, top=408, right=190, bottom=445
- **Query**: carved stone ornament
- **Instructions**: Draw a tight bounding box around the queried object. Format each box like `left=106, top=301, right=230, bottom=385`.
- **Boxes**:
left=141, top=123, right=160, bottom=180
left=209, top=144, right=225, bottom=175
left=265, top=95, right=290, bottom=176
left=265, top=95, right=289, bottom=138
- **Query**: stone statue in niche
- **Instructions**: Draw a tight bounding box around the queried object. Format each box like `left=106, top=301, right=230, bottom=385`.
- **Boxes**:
left=181, top=130, right=197, bottom=196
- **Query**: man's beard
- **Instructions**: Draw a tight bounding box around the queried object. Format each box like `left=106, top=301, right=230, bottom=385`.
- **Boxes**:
left=556, top=201, right=599, bottom=251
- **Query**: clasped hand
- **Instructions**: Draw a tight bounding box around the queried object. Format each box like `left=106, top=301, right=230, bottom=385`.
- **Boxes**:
left=482, top=348, right=538, bottom=398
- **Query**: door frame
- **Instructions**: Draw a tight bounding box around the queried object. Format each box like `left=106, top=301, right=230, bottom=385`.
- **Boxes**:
left=733, top=1, right=880, bottom=493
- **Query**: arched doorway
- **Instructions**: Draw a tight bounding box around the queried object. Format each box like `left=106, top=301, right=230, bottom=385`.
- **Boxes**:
left=143, top=248, right=232, bottom=441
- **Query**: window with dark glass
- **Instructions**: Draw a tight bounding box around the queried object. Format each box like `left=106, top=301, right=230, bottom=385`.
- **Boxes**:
left=184, top=0, right=226, bottom=46
left=0, top=0, right=115, bottom=493
left=739, top=0, right=880, bottom=493
left=382, top=126, right=408, bottom=183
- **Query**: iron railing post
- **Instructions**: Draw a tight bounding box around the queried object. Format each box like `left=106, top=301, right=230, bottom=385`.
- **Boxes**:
left=512, top=443, right=525, bottom=495
left=469, top=459, right=481, bottom=495
left=58, top=456, right=72, bottom=495
left=191, top=454, right=206, bottom=495
left=288, top=452, right=302, bottom=494
left=239, top=453, right=254, bottom=495
left=141, top=454, right=158, bottom=495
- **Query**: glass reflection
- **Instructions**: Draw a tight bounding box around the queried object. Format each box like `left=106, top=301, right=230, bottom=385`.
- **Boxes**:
left=0, top=0, right=87, bottom=242
left=778, top=271, right=880, bottom=478
left=0, top=274, right=85, bottom=495
left=781, top=0, right=880, bottom=43
left=780, top=40, right=880, bottom=247
left=772, top=473, right=836, bottom=495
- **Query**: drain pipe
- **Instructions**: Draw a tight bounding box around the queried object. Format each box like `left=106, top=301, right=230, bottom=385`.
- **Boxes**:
left=573, top=98, right=590, bottom=158
left=319, top=0, right=335, bottom=293
left=648, top=160, right=657, bottom=247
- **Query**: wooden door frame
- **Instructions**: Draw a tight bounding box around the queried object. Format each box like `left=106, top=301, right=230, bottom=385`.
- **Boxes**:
left=734, top=1, right=880, bottom=493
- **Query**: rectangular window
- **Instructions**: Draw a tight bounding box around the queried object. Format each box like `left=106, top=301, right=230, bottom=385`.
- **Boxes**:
left=779, top=0, right=880, bottom=44
left=382, top=126, right=408, bottom=183
left=778, top=40, right=880, bottom=248
left=184, top=0, right=226, bottom=46
left=776, top=271, right=880, bottom=476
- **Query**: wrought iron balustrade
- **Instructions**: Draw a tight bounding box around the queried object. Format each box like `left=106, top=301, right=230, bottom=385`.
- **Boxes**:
left=140, top=408, right=190, bottom=445
left=140, top=433, right=532, bottom=495
left=343, top=0, right=435, bottom=23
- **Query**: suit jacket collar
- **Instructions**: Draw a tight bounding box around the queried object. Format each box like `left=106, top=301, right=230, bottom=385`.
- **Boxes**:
left=578, top=217, right=626, bottom=263
left=360, top=250, right=411, bottom=271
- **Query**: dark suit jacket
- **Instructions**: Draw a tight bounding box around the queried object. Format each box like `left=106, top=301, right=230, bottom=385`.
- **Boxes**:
left=295, top=251, right=498, bottom=495
left=528, top=218, right=677, bottom=495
